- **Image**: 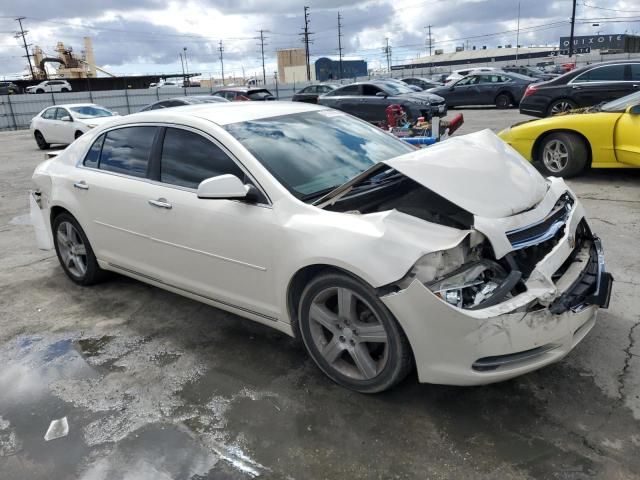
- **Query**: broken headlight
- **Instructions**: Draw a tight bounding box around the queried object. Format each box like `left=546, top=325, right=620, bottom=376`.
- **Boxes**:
left=426, top=260, right=510, bottom=309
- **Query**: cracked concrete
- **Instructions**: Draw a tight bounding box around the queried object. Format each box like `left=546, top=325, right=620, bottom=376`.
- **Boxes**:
left=2, top=110, right=640, bottom=479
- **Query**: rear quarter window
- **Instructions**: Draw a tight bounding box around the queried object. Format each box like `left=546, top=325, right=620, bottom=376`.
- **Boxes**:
left=83, top=134, right=105, bottom=168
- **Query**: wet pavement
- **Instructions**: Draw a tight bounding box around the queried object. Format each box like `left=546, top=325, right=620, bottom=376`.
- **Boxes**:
left=1, top=114, right=640, bottom=479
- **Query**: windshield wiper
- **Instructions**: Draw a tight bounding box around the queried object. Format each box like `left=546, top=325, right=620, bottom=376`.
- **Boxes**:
left=312, top=163, right=392, bottom=208
left=301, top=185, right=343, bottom=202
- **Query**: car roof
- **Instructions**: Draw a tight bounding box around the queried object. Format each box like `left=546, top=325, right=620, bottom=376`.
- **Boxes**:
left=128, top=101, right=325, bottom=126
left=44, top=103, right=101, bottom=108
left=214, top=87, right=270, bottom=92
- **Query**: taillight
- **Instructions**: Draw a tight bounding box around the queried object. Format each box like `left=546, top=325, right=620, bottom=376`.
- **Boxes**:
left=522, top=84, right=539, bottom=99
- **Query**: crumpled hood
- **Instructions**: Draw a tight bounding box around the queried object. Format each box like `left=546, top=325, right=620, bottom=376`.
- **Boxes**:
left=383, top=129, right=548, bottom=218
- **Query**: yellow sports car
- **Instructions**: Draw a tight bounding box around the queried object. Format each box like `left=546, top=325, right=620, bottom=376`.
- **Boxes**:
left=499, top=91, right=640, bottom=177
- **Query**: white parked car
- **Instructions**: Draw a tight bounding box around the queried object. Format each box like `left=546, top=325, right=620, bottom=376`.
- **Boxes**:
left=30, top=102, right=612, bottom=393
left=26, top=79, right=72, bottom=94
left=149, top=80, right=181, bottom=89
left=30, top=104, right=118, bottom=149
left=446, top=67, right=503, bottom=83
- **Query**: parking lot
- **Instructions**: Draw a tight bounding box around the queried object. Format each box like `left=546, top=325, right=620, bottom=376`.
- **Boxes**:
left=1, top=107, right=639, bottom=479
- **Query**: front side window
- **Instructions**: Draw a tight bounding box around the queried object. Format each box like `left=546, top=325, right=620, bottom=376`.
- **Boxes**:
left=333, top=85, right=359, bottom=96
left=99, top=127, right=156, bottom=177
left=574, top=65, right=626, bottom=83
left=55, top=108, right=70, bottom=120
left=224, top=110, right=415, bottom=200
left=160, top=128, right=244, bottom=189
left=69, top=106, right=114, bottom=118
left=630, top=64, right=640, bottom=81
left=456, top=76, right=479, bottom=86
left=362, top=84, right=382, bottom=96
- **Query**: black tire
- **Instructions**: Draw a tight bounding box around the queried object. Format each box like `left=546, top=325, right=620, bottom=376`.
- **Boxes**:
left=547, top=98, right=577, bottom=116
left=495, top=93, right=512, bottom=109
left=52, top=212, right=107, bottom=286
left=537, top=132, right=588, bottom=178
left=74, top=130, right=83, bottom=139
left=36, top=88, right=44, bottom=94
left=34, top=131, right=50, bottom=150
left=61, top=88, right=69, bottom=92
left=298, top=272, right=413, bottom=393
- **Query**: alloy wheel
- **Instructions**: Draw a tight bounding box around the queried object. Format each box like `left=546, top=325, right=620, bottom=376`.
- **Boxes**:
left=308, top=286, right=389, bottom=380
left=56, top=221, right=88, bottom=278
left=542, top=139, right=569, bottom=173
left=550, top=100, right=574, bottom=115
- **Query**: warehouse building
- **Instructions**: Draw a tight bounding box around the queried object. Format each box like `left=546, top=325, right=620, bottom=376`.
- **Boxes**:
left=315, top=57, right=368, bottom=81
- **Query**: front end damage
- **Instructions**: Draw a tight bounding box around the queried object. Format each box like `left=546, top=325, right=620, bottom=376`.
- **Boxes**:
left=379, top=178, right=613, bottom=386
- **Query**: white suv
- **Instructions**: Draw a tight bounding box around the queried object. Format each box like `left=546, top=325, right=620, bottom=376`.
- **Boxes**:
left=446, top=67, right=502, bottom=83
left=26, top=80, right=72, bottom=94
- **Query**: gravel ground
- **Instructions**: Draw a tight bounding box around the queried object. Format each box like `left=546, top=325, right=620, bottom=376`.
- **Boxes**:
left=1, top=108, right=639, bottom=480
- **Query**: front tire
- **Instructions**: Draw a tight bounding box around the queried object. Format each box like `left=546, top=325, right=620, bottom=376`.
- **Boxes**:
left=36, top=88, right=44, bottom=94
left=34, top=131, right=50, bottom=150
left=61, top=88, right=69, bottom=92
left=52, top=213, right=106, bottom=286
left=298, top=272, right=413, bottom=393
left=537, top=132, right=588, bottom=177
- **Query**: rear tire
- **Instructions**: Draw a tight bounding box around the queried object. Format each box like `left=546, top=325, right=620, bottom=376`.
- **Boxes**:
left=547, top=98, right=576, bottom=116
left=36, top=88, right=44, bottom=94
left=34, top=131, right=50, bottom=150
left=52, top=213, right=107, bottom=286
left=298, top=272, right=413, bottom=393
left=537, top=132, right=588, bottom=177
left=495, top=93, right=512, bottom=109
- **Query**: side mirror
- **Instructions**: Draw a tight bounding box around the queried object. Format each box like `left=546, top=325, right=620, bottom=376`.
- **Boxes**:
left=375, top=91, right=388, bottom=98
left=60, top=115, right=72, bottom=122
left=197, top=174, right=260, bottom=202
left=628, top=104, right=640, bottom=115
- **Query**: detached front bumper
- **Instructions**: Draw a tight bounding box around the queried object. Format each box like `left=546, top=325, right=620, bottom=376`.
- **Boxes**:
left=380, top=196, right=612, bottom=386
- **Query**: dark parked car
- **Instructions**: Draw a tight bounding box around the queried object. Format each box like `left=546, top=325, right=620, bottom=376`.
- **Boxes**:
left=139, top=95, right=228, bottom=112
left=292, top=84, right=339, bottom=103
left=317, top=80, right=446, bottom=123
left=401, top=77, right=443, bottom=90
left=519, top=60, right=640, bottom=117
left=426, top=72, right=536, bottom=108
left=502, top=65, right=558, bottom=81
left=212, top=87, right=276, bottom=101
left=0, top=81, right=19, bottom=95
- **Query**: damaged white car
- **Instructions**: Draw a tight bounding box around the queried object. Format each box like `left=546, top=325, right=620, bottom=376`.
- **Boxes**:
left=30, top=102, right=613, bottom=393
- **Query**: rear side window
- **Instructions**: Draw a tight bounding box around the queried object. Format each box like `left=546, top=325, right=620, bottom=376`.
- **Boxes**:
left=334, top=85, right=360, bottom=96
left=99, top=127, right=156, bottom=177
left=160, top=128, right=245, bottom=189
left=574, top=65, right=626, bottom=82
left=41, top=108, right=56, bottom=119
left=83, top=134, right=105, bottom=168
left=631, top=64, right=640, bottom=81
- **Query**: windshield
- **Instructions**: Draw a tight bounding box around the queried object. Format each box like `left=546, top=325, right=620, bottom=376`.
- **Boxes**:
left=600, top=91, right=640, bottom=112
left=378, top=82, right=415, bottom=95
left=69, top=106, right=114, bottom=119
left=225, top=110, right=415, bottom=200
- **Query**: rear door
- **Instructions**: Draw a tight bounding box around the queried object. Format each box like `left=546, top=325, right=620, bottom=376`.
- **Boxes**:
left=74, top=126, right=161, bottom=275
left=570, top=64, right=635, bottom=106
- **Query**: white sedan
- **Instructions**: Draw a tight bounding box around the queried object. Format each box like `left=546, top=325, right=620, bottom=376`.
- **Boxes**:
left=30, top=104, right=118, bottom=149
left=30, top=102, right=613, bottom=393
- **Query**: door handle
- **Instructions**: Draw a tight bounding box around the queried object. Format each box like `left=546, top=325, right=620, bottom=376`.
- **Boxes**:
left=73, top=181, right=89, bottom=190
left=148, top=198, right=172, bottom=209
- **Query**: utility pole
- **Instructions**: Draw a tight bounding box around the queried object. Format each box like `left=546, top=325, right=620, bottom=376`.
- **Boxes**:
left=183, top=47, right=189, bottom=75
left=15, top=17, right=34, bottom=79
left=258, top=30, right=267, bottom=86
left=568, top=0, right=577, bottom=58
left=515, top=1, right=521, bottom=64
left=179, top=53, right=185, bottom=84
left=218, top=40, right=225, bottom=85
left=337, top=12, right=344, bottom=80
left=383, top=38, right=392, bottom=73
left=425, top=25, right=433, bottom=57
left=300, top=6, right=313, bottom=81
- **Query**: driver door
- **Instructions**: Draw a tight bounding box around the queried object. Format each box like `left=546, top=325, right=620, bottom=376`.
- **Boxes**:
left=359, top=84, right=389, bottom=122
left=143, top=126, right=280, bottom=319
left=446, top=76, right=479, bottom=106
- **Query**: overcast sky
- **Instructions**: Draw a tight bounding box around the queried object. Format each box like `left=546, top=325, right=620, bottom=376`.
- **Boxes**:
left=1, top=0, right=639, bottom=79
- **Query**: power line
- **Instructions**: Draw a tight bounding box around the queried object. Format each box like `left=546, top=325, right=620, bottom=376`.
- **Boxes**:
left=337, top=12, right=344, bottom=80
left=580, top=2, right=640, bottom=14
left=14, top=17, right=34, bottom=79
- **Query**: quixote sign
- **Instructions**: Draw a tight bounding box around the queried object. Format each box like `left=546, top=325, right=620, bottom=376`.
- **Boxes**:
left=559, top=34, right=625, bottom=50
